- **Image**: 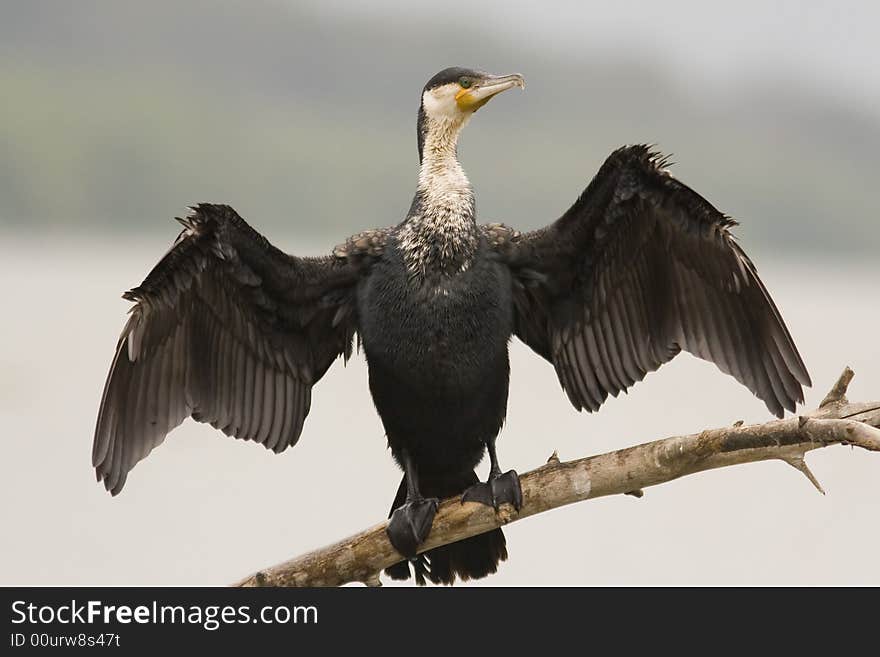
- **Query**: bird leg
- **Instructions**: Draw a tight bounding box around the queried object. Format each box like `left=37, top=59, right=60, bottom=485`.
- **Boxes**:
left=462, top=437, right=522, bottom=510
left=386, top=451, right=439, bottom=558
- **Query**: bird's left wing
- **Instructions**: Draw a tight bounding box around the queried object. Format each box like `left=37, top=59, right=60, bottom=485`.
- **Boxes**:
left=486, top=145, right=810, bottom=417
left=93, top=203, right=386, bottom=494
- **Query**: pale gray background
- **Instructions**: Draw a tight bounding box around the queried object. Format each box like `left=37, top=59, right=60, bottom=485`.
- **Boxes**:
left=1, top=0, right=878, bottom=585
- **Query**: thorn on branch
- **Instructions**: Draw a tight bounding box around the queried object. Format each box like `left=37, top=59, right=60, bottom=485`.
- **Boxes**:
left=783, top=455, right=826, bottom=495
left=732, top=420, right=744, bottom=427
left=547, top=450, right=560, bottom=464
left=625, top=489, right=644, bottom=498
left=820, top=367, right=855, bottom=408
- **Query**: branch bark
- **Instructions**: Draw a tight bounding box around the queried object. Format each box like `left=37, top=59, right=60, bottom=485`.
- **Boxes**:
left=235, top=367, right=880, bottom=587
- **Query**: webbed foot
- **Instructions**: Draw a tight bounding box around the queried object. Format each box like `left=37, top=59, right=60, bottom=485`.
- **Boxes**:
left=386, top=497, right=439, bottom=557
left=462, top=470, right=522, bottom=511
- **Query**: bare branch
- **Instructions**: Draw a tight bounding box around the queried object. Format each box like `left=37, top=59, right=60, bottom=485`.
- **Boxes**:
left=235, top=368, right=880, bottom=587
left=820, top=366, right=854, bottom=407
left=782, top=455, right=825, bottom=494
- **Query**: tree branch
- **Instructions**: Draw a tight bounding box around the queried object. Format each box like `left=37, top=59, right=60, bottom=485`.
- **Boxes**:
left=235, top=367, right=880, bottom=587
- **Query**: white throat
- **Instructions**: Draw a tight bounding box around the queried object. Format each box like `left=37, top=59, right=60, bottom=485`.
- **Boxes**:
left=400, top=114, right=478, bottom=277
left=417, top=116, right=472, bottom=207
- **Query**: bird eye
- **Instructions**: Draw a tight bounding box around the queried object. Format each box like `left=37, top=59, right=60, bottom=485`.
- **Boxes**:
left=459, top=77, right=472, bottom=89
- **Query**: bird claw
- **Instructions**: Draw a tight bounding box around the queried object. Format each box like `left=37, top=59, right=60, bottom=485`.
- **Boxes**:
left=386, top=497, right=439, bottom=558
left=462, top=470, right=522, bottom=511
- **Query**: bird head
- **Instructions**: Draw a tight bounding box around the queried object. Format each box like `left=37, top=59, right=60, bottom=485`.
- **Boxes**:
left=421, top=67, right=525, bottom=119
left=417, top=67, right=524, bottom=162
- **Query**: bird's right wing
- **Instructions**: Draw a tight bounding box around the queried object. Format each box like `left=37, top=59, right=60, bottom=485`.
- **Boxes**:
left=487, top=145, right=810, bottom=418
left=93, top=203, right=386, bottom=494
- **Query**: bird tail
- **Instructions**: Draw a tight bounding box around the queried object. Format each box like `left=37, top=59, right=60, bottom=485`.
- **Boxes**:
left=385, top=470, right=508, bottom=585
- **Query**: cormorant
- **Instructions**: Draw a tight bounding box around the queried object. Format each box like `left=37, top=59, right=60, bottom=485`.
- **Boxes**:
left=93, top=67, right=811, bottom=585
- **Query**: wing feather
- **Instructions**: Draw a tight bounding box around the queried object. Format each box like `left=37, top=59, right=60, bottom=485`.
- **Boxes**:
left=493, top=145, right=810, bottom=418
left=93, top=204, right=381, bottom=494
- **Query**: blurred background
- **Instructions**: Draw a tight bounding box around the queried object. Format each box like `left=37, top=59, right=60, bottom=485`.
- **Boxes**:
left=1, top=0, right=877, bottom=585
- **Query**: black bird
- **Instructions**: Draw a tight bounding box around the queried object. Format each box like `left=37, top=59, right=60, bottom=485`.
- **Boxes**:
left=93, top=67, right=811, bottom=585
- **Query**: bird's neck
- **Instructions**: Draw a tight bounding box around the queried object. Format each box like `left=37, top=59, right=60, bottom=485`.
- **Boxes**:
left=401, top=117, right=478, bottom=277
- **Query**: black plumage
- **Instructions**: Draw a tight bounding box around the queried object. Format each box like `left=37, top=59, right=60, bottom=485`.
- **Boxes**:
left=504, top=145, right=810, bottom=418
left=92, top=206, right=363, bottom=495
left=93, top=68, right=810, bottom=584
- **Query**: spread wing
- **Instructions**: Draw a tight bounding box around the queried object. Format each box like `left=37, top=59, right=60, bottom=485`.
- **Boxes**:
left=93, top=203, right=385, bottom=494
left=487, top=145, right=810, bottom=417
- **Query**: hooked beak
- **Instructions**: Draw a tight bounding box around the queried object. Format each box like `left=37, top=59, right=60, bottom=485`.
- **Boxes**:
left=456, top=73, right=525, bottom=112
